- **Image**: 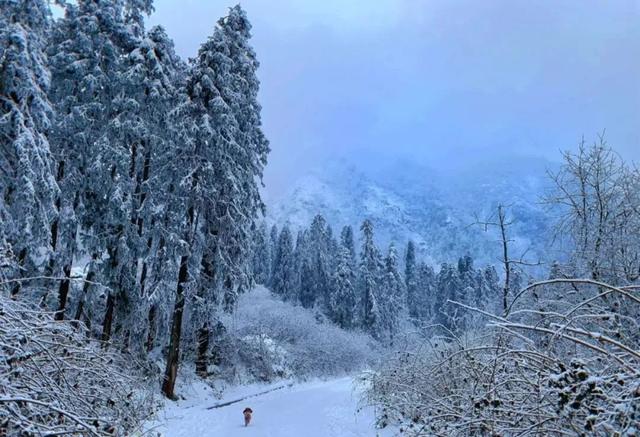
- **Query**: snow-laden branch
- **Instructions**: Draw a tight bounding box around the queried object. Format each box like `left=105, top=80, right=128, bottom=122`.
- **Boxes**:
left=0, top=293, right=155, bottom=435
left=365, top=278, right=640, bottom=435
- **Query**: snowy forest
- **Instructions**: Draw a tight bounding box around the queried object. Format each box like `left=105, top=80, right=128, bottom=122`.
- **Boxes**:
left=1, top=0, right=639, bottom=436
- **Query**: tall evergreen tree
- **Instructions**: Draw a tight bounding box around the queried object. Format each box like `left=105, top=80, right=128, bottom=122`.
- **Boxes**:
left=434, top=263, right=463, bottom=330
left=299, top=258, right=315, bottom=308
left=329, top=246, right=357, bottom=328
left=196, top=4, right=269, bottom=308
left=0, top=0, right=58, bottom=296
left=404, top=241, right=419, bottom=319
left=162, top=5, right=268, bottom=396
left=272, top=225, right=296, bottom=300
left=251, top=222, right=271, bottom=284
left=340, top=225, right=356, bottom=266
left=268, top=224, right=279, bottom=284
left=358, top=219, right=382, bottom=333
left=291, top=229, right=309, bottom=302
left=307, top=214, right=333, bottom=308
left=378, top=243, right=405, bottom=341
left=118, top=24, right=185, bottom=350
left=47, top=0, right=153, bottom=326
left=416, top=262, right=436, bottom=320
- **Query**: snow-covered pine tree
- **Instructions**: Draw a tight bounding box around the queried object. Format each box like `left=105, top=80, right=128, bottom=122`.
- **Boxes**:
left=455, top=255, right=479, bottom=329
left=329, top=246, right=357, bottom=329
left=434, top=263, right=463, bottom=330
left=404, top=240, right=419, bottom=319
left=340, top=225, right=357, bottom=266
left=456, top=255, right=475, bottom=303
left=298, top=258, right=315, bottom=308
left=91, top=0, right=155, bottom=343
left=0, top=0, right=58, bottom=297
left=115, top=24, right=185, bottom=351
left=272, top=225, right=296, bottom=300
left=47, top=0, right=153, bottom=326
left=308, top=214, right=332, bottom=309
left=251, top=222, right=272, bottom=285
left=160, top=12, right=234, bottom=396
left=358, top=219, right=383, bottom=333
left=481, top=265, right=500, bottom=312
left=268, top=224, right=278, bottom=285
left=325, top=222, right=338, bottom=268
left=291, top=229, right=309, bottom=302
left=162, top=5, right=268, bottom=394
left=192, top=5, right=269, bottom=375
left=46, top=2, right=87, bottom=316
left=378, top=243, right=405, bottom=342
left=415, top=262, right=436, bottom=320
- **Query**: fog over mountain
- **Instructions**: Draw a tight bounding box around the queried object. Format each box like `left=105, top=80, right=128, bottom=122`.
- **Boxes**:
left=146, top=0, right=639, bottom=270
left=267, top=154, right=562, bottom=267
left=147, top=0, right=640, bottom=199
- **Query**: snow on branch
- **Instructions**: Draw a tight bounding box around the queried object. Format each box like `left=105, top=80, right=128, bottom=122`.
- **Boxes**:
left=365, top=278, right=640, bottom=435
left=0, top=293, right=154, bottom=436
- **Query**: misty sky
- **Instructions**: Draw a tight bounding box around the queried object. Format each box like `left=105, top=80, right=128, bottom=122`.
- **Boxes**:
left=148, top=1, right=640, bottom=196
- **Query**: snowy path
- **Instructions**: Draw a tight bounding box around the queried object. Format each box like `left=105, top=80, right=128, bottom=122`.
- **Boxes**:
left=146, top=377, right=396, bottom=437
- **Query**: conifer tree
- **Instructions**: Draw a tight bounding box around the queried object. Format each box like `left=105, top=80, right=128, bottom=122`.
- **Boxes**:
left=0, top=0, right=58, bottom=296
left=252, top=222, right=271, bottom=284
left=329, top=246, right=357, bottom=328
left=379, top=243, right=405, bottom=342
left=269, top=224, right=279, bottom=284
left=119, top=24, right=185, bottom=350
left=340, top=225, right=357, bottom=266
left=163, top=5, right=268, bottom=396
left=299, top=258, right=315, bottom=308
left=405, top=241, right=419, bottom=319
left=434, top=263, right=463, bottom=330
left=47, top=0, right=153, bottom=326
left=416, top=262, right=436, bottom=320
left=358, top=220, right=382, bottom=333
left=272, top=225, right=296, bottom=300
left=308, top=214, right=332, bottom=308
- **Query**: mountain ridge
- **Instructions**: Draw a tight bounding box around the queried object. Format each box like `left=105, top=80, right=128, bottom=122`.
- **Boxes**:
left=266, top=155, right=560, bottom=268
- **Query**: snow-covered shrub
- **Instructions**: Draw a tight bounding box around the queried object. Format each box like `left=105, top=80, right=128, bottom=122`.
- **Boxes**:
left=0, top=293, right=155, bottom=436
left=365, top=279, right=640, bottom=436
left=217, top=287, right=379, bottom=382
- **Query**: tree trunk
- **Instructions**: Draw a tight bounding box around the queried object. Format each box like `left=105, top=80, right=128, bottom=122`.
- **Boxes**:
left=162, top=181, right=196, bottom=399
left=101, top=291, right=115, bottom=344
left=10, top=248, right=26, bottom=297
left=54, top=263, right=72, bottom=320
left=196, top=323, right=210, bottom=377
left=73, top=265, right=96, bottom=328
left=43, top=160, right=65, bottom=300
left=101, top=243, right=121, bottom=344
left=195, top=250, right=215, bottom=377
left=145, top=304, right=156, bottom=352
left=162, top=254, right=189, bottom=399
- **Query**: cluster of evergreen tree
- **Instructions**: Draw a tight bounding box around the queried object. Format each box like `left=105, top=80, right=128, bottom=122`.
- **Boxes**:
left=0, top=0, right=268, bottom=398
left=254, top=215, right=502, bottom=342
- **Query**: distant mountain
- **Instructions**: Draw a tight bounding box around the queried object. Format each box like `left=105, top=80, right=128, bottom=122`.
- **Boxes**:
left=266, top=155, right=561, bottom=268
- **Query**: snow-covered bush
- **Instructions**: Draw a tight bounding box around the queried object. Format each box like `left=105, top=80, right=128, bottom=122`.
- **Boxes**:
left=365, top=279, right=640, bottom=436
left=0, top=293, right=155, bottom=436
left=217, top=287, right=379, bottom=382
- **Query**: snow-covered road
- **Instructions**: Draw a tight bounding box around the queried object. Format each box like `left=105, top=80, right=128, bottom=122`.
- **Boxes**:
left=146, top=377, right=396, bottom=437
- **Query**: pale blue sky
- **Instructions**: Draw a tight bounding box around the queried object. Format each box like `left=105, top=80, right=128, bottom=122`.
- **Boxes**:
left=148, top=1, right=639, bottom=194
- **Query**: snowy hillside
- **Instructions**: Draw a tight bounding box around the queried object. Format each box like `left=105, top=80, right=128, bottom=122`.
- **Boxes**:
left=267, top=156, right=558, bottom=266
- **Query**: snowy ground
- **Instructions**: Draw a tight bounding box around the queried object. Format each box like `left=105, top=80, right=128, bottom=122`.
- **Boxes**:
left=145, top=376, right=396, bottom=437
